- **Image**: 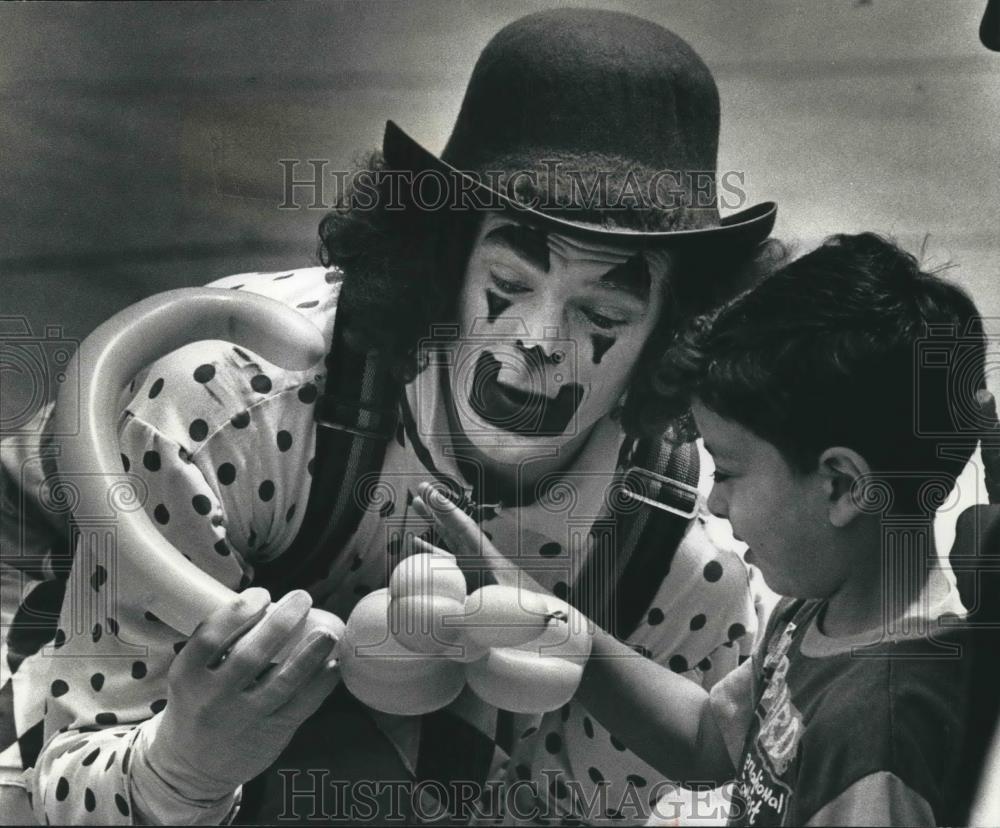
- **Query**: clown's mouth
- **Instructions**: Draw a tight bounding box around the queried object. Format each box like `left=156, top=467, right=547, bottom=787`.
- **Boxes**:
left=467, top=351, right=584, bottom=436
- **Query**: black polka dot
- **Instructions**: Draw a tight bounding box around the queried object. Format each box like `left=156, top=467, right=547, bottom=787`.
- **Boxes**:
left=520, top=726, right=538, bottom=739
left=583, top=717, right=595, bottom=739
left=297, top=300, right=319, bottom=309
left=192, top=494, right=212, bottom=515
left=283, top=503, right=296, bottom=522
left=669, top=655, right=689, bottom=673
left=539, top=542, right=562, bottom=557
left=95, top=712, right=117, bottom=726
left=610, top=734, right=627, bottom=751
left=589, top=767, right=604, bottom=783
left=307, top=457, right=315, bottom=476
left=229, top=284, right=244, bottom=290
left=298, top=383, right=318, bottom=404
left=90, top=565, right=107, bottom=591
left=115, top=793, right=130, bottom=816
left=105, top=751, right=117, bottom=771
left=51, top=679, right=69, bottom=697
left=142, top=451, right=161, bottom=471
left=81, top=747, right=100, bottom=766
left=121, top=747, right=132, bottom=773
left=148, top=378, right=164, bottom=398
left=626, top=774, right=647, bottom=788
left=215, top=462, right=236, bottom=486
left=90, top=673, right=104, bottom=692
left=178, top=446, right=191, bottom=463
left=214, top=540, right=230, bottom=557
left=131, top=661, right=147, bottom=679
left=277, top=430, right=293, bottom=452
left=689, top=613, right=707, bottom=631
left=545, top=732, right=562, bottom=754
left=150, top=699, right=167, bottom=714
left=233, top=346, right=250, bottom=361
left=230, top=411, right=251, bottom=429
left=154, top=504, right=170, bottom=525
left=728, top=622, right=747, bottom=642
left=66, top=739, right=89, bottom=754
left=55, top=777, right=69, bottom=801
left=120, top=453, right=130, bottom=472
left=106, top=617, right=119, bottom=635
left=258, top=480, right=275, bottom=502
left=143, top=611, right=161, bottom=624
left=274, top=272, right=294, bottom=281
left=553, top=582, right=568, bottom=600
left=647, top=608, right=665, bottom=625
left=193, top=364, right=215, bottom=384
left=53, top=628, right=66, bottom=648
left=189, top=419, right=209, bottom=442
left=250, top=374, right=272, bottom=394
left=91, top=623, right=102, bottom=643
left=703, top=560, right=723, bottom=582
left=698, top=657, right=713, bottom=672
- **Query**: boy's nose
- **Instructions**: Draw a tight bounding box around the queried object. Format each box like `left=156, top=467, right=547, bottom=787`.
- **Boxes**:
left=706, top=485, right=729, bottom=520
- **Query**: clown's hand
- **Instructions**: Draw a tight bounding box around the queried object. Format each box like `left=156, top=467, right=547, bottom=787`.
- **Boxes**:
left=412, top=481, right=546, bottom=595
left=140, top=588, right=340, bottom=805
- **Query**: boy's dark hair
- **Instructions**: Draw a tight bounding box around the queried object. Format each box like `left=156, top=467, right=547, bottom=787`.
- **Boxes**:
left=317, top=151, right=786, bottom=440
left=656, top=232, right=988, bottom=512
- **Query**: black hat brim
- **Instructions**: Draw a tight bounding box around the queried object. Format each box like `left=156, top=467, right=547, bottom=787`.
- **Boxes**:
left=382, top=120, right=776, bottom=248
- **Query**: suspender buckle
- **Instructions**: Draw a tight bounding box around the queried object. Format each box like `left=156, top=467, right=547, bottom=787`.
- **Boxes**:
left=621, top=466, right=701, bottom=520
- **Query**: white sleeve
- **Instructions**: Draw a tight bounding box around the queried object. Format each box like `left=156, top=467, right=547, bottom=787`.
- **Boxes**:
left=803, top=771, right=936, bottom=827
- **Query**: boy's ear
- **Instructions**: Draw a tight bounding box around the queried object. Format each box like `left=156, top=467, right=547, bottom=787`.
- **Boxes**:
left=818, top=447, right=872, bottom=528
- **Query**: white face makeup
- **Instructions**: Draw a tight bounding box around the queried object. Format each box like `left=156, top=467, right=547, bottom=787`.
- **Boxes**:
left=448, top=214, right=671, bottom=468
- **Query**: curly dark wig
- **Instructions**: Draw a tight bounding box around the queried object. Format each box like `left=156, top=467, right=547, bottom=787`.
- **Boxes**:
left=318, top=151, right=786, bottom=439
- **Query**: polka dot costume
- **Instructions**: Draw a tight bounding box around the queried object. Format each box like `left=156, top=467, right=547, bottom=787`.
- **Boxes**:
left=13, top=265, right=757, bottom=825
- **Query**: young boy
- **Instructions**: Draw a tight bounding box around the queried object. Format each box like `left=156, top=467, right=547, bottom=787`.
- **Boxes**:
left=578, top=232, right=984, bottom=826
left=420, top=233, right=984, bottom=825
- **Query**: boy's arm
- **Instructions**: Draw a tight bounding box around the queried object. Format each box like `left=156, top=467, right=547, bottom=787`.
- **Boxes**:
left=574, top=625, right=743, bottom=786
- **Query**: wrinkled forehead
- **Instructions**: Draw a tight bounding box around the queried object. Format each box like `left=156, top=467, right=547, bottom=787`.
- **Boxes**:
left=471, top=213, right=672, bottom=281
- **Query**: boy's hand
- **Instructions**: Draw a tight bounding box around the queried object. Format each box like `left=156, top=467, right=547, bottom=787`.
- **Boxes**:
left=412, top=481, right=547, bottom=594
left=145, top=588, right=341, bottom=801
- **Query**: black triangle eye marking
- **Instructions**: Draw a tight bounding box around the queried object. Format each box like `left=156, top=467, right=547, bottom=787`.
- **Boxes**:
left=486, top=290, right=513, bottom=323
left=591, top=334, right=615, bottom=365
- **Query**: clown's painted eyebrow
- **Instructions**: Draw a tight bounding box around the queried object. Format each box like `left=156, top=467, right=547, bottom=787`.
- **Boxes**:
left=483, top=224, right=550, bottom=272
left=596, top=255, right=650, bottom=302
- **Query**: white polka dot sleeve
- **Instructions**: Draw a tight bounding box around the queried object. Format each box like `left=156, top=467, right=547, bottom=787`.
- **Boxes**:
left=28, top=267, right=340, bottom=825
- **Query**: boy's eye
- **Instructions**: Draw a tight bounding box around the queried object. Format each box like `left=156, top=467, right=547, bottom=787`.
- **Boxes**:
left=582, top=308, right=627, bottom=330
left=491, top=273, right=532, bottom=294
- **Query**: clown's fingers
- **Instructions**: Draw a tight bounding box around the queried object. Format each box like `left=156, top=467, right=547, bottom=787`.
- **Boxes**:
left=268, top=655, right=342, bottom=723
left=250, top=628, right=339, bottom=714
left=172, top=587, right=271, bottom=677
left=220, top=590, right=313, bottom=689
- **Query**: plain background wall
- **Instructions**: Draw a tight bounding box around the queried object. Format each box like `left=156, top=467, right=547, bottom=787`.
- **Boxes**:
left=2, top=1, right=998, bottom=507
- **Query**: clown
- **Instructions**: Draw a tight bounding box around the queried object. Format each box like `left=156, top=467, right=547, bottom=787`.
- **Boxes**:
left=1, top=9, right=784, bottom=826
